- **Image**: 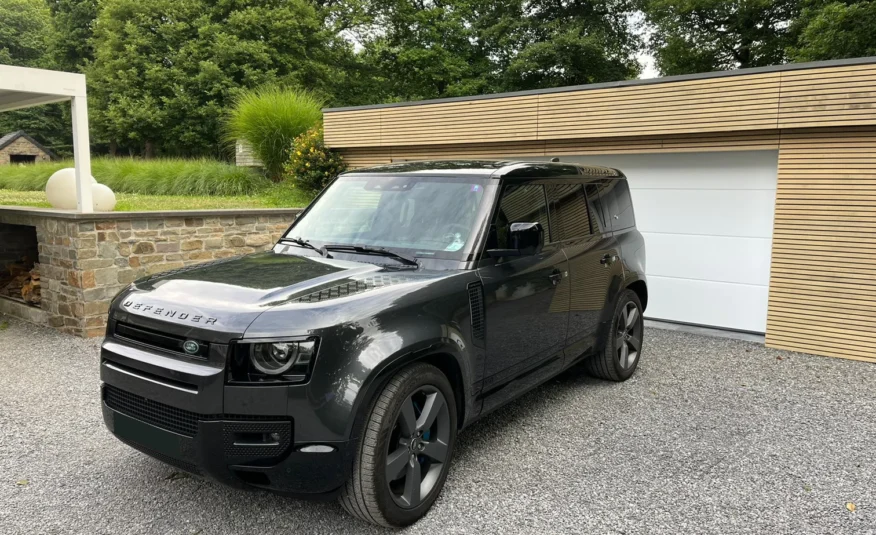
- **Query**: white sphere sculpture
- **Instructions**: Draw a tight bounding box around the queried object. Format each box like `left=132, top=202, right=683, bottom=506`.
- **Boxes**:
left=45, top=168, right=113, bottom=211
left=91, top=183, right=117, bottom=212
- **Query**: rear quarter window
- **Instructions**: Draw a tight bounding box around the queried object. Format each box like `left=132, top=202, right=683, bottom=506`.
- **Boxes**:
left=600, top=179, right=636, bottom=231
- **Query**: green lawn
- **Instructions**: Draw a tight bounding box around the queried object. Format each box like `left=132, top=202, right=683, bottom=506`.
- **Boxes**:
left=0, top=157, right=317, bottom=211
left=0, top=187, right=313, bottom=211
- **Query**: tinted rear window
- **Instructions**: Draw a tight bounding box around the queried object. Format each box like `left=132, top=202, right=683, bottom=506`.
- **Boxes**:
left=601, top=180, right=635, bottom=230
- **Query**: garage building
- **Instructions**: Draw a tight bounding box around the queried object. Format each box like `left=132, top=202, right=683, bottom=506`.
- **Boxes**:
left=322, top=57, right=876, bottom=363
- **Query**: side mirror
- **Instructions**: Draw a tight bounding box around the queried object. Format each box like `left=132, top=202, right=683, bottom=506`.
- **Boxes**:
left=510, top=222, right=544, bottom=255
left=486, top=222, right=544, bottom=257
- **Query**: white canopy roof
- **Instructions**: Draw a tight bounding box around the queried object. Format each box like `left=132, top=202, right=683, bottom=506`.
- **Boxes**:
left=0, top=64, right=93, bottom=212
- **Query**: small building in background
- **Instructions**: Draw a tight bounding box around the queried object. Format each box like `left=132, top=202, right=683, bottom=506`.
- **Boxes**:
left=0, top=131, right=54, bottom=165
left=235, top=139, right=263, bottom=168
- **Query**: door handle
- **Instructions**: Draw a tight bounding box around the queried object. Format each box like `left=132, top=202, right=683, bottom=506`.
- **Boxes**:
left=548, top=270, right=562, bottom=286
left=600, top=254, right=618, bottom=266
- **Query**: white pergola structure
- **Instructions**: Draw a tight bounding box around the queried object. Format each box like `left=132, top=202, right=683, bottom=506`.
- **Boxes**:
left=0, top=64, right=93, bottom=212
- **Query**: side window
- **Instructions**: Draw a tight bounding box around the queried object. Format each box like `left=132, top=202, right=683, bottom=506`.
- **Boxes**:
left=599, top=180, right=635, bottom=230
left=486, top=184, right=550, bottom=249
left=546, top=184, right=592, bottom=241
left=611, top=180, right=636, bottom=230
left=583, top=181, right=610, bottom=235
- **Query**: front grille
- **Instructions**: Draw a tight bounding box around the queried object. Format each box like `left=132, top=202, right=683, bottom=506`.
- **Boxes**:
left=105, top=385, right=203, bottom=436
left=104, top=385, right=290, bottom=438
left=114, top=322, right=210, bottom=359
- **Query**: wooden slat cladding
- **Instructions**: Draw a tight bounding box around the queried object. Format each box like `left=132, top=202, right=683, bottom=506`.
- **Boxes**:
left=766, top=128, right=876, bottom=363
left=325, top=62, right=876, bottom=149
left=337, top=131, right=780, bottom=168
left=537, top=73, right=782, bottom=139
left=778, top=64, right=876, bottom=129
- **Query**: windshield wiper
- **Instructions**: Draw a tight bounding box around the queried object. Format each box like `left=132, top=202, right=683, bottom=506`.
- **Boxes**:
left=280, top=237, right=330, bottom=257
left=320, top=244, right=419, bottom=268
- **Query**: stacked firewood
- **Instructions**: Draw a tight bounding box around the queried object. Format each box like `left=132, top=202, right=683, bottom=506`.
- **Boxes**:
left=0, top=257, right=41, bottom=306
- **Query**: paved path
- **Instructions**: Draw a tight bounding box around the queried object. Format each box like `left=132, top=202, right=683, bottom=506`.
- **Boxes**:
left=1, top=316, right=874, bottom=534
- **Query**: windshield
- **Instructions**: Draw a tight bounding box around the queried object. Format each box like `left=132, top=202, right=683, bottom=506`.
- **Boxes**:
left=286, top=175, right=496, bottom=261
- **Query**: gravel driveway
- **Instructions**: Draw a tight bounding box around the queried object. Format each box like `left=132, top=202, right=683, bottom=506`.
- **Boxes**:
left=2, top=315, right=875, bottom=534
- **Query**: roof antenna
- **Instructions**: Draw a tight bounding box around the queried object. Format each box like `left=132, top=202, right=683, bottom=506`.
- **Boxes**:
left=550, top=157, right=560, bottom=162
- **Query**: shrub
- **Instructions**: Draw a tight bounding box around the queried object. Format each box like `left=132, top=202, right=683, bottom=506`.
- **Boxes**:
left=0, top=157, right=270, bottom=196
left=225, top=86, right=324, bottom=180
left=284, top=127, right=347, bottom=193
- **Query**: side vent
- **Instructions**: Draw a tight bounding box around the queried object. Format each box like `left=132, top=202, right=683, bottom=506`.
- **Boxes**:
left=467, top=281, right=485, bottom=344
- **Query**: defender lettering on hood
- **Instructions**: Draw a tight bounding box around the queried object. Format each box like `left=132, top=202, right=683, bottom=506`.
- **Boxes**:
left=121, top=301, right=219, bottom=325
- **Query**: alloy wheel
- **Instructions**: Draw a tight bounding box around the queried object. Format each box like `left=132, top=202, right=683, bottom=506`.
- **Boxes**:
left=386, top=386, right=451, bottom=509
left=616, top=301, right=642, bottom=370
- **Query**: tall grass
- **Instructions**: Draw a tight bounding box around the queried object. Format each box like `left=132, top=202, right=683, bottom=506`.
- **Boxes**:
left=0, top=157, right=271, bottom=196
left=225, top=86, right=324, bottom=180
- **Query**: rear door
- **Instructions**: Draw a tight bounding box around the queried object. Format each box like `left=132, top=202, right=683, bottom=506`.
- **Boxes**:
left=555, top=180, right=625, bottom=362
left=477, top=183, right=569, bottom=413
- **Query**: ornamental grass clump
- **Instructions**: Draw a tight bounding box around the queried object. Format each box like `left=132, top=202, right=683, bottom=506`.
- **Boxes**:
left=225, top=86, right=324, bottom=180
left=0, top=157, right=269, bottom=196
left=284, top=127, right=347, bottom=193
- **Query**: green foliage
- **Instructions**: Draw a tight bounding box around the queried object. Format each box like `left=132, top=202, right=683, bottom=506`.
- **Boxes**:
left=492, top=0, right=642, bottom=90
left=790, top=1, right=876, bottom=61
left=0, top=0, right=53, bottom=67
left=284, top=127, right=347, bottom=193
left=0, top=188, right=313, bottom=211
left=350, top=0, right=641, bottom=100
left=0, top=0, right=74, bottom=157
left=47, top=0, right=99, bottom=71
left=0, top=158, right=270, bottom=196
left=226, top=87, right=324, bottom=180
left=87, top=0, right=351, bottom=157
left=639, top=0, right=802, bottom=75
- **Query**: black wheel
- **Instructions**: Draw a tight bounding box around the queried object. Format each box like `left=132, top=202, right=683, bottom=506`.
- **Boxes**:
left=586, top=289, right=644, bottom=381
left=340, top=363, right=457, bottom=527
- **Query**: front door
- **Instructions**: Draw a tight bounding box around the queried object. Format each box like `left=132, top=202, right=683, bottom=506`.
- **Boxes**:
left=477, top=183, right=569, bottom=414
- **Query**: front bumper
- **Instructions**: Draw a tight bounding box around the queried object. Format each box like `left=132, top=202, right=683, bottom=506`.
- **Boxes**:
left=99, top=335, right=354, bottom=498
left=101, top=386, right=351, bottom=497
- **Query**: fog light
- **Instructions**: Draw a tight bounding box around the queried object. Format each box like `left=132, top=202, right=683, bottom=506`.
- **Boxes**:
left=298, top=444, right=335, bottom=453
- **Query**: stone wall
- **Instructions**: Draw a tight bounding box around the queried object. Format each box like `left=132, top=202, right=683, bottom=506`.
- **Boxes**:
left=0, top=207, right=300, bottom=337
left=0, top=137, right=52, bottom=165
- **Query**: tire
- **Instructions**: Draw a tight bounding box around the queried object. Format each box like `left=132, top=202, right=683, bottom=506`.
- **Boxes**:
left=586, top=289, right=645, bottom=382
left=340, top=363, right=458, bottom=527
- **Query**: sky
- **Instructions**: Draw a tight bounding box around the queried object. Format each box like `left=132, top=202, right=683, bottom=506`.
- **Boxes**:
left=638, top=52, right=660, bottom=79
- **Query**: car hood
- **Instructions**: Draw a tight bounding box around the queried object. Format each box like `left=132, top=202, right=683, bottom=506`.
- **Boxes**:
left=114, top=250, right=451, bottom=336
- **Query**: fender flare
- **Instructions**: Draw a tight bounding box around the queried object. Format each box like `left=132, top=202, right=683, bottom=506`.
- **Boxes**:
left=342, top=339, right=472, bottom=442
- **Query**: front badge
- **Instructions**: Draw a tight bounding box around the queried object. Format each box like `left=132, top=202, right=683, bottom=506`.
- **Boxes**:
left=183, top=340, right=200, bottom=355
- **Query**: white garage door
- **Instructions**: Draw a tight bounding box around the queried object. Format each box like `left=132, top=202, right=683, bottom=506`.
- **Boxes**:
left=532, top=151, right=778, bottom=333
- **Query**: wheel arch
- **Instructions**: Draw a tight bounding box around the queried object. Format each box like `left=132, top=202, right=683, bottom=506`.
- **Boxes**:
left=347, top=347, right=470, bottom=446
left=626, top=279, right=648, bottom=311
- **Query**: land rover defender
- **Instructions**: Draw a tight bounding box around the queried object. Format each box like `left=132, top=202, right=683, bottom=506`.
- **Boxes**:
left=100, top=160, right=647, bottom=527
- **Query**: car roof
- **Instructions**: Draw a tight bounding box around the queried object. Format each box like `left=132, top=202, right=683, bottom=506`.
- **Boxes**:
left=341, top=160, right=625, bottom=179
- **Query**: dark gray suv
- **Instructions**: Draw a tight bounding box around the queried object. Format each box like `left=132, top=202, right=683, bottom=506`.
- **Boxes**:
left=100, top=160, right=647, bottom=527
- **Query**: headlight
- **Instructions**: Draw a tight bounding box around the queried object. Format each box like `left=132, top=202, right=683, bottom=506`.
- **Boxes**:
left=251, top=341, right=315, bottom=375
left=230, top=338, right=318, bottom=384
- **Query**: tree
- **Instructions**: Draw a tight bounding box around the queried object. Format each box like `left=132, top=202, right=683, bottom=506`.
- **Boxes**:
left=639, top=0, right=802, bottom=75
left=46, top=0, right=100, bottom=71
left=351, top=0, right=493, bottom=101
left=88, top=0, right=353, bottom=157
left=348, top=0, right=641, bottom=102
left=790, top=1, right=876, bottom=61
left=484, top=0, right=641, bottom=91
left=0, top=0, right=72, bottom=157
left=0, top=0, right=54, bottom=67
